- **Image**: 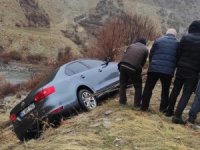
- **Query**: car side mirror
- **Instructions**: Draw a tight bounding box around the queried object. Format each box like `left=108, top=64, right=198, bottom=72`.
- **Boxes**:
left=102, top=57, right=111, bottom=67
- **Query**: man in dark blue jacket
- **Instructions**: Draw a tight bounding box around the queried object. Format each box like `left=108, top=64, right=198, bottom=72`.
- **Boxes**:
left=165, top=20, right=200, bottom=124
left=141, top=28, right=179, bottom=112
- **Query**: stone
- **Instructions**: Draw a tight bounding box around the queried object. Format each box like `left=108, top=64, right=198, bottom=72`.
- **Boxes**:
left=104, top=110, right=113, bottom=116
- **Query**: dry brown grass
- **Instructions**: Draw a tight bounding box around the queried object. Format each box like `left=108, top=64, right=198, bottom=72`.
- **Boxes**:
left=0, top=51, right=23, bottom=63
left=0, top=86, right=200, bottom=150
left=26, top=54, right=47, bottom=64
left=0, top=82, right=21, bottom=98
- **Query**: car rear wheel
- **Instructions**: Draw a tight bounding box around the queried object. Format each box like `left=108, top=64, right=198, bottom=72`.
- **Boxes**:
left=78, top=89, right=97, bottom=111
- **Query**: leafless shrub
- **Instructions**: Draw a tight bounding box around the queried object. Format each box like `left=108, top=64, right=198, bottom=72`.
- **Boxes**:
left=85, top=13, right=161, bottom=60
left=23, top=73, right=48, bottom=90
left=26, top=54, right=47, bottom=64
left=0, top=82, right=20, bottom=98
left=56, top=47, right=78, bottom=68
left=0, top=46, right=4, bottom=53
left=0, top=51, right=23, bottom=62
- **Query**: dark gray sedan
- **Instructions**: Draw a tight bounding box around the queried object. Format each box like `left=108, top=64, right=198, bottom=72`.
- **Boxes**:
left=10, top=59, right=119, bottom=140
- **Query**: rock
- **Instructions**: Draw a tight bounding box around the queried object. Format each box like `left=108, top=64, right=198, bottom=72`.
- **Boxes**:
left=115, top=118, right=124, bottom=122
left=3, top=96, right=13, bottom=103
left=103, top=118, right=111, bottom=128
left=90, top=122, right=102, bottom=128
left=175, top=136, right=181, bottom=140
left=104, top=110, right=113, bottom=116
left=113, top=137, right=125, bottom=147
left=75, top=26, right=84, bottom=33
left=195, top=125, right=200, bottom=130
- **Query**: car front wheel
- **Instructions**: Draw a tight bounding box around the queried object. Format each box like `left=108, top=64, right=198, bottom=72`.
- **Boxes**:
left=78, top=89, right=97, bottom=111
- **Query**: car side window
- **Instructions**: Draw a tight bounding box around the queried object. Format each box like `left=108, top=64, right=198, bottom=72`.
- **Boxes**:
left=65, top=62, right=89, bottom=75
left=81, top=60, right=103, bottom=68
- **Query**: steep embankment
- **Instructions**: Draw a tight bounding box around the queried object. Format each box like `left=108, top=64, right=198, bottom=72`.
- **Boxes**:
left=1, top=0, right=200, bottom=60
left=0, top=87, right=200, bottom=150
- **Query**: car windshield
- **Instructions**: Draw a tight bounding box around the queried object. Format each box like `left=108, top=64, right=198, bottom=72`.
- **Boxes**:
left=65, top=61, right=89, bottom=75
left=81, top=60, right=104, bottom=68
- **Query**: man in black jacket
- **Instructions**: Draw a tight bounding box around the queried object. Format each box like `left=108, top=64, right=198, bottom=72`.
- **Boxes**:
left=141, top=29, right=179, bottom=112
left=165, top=20, right=200, bottom=124
left=118, top=38, right=148, bottom=107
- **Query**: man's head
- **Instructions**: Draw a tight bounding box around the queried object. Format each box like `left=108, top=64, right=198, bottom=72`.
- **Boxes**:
left=166, top=28, right=177, bottom=36
left=188, top=20, right=200, bottom=33
left=134, top=38, right=147, bottom=45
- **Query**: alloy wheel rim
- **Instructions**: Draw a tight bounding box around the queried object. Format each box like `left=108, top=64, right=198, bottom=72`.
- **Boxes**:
left=82, top=91, right=97, bottom=110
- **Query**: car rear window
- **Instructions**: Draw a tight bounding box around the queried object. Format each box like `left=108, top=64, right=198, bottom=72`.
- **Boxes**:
left=65, top=62, right=89, bottom=75
left=81, top=60, right=104, bottom=68
left=34, top=68, right=59, bottom=89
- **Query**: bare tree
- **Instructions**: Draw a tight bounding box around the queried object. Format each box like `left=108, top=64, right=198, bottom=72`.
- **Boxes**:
left=86, top=13, right=161, bottom=60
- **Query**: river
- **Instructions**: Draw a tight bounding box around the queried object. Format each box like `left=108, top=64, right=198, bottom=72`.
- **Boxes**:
left=0, top=62, right=33, bottom=85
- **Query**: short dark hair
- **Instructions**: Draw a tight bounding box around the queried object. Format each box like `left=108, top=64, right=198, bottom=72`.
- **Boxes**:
left=134, top=38, right=147, bottom=45
left=188, top=20, right=200, bottom=33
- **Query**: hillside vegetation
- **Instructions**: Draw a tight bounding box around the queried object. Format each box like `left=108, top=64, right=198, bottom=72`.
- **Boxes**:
left=0, top=87, right=200, bottom=150
left=0, top=0, right=200, bottom=60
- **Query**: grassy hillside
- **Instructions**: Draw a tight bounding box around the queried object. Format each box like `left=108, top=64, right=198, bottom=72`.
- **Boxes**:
left=0, top=0, right=200, bottom=60
left=1, top=87, right=200, bottom=150
left=0, top=26, right=81, bottom=59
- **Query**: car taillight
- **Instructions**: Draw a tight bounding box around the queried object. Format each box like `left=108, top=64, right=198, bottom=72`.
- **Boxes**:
left=51, top=106, right=64, bottom=114
left=10, top=114, right=16, bottom=122
left=34, top=86, right=55, bottom=102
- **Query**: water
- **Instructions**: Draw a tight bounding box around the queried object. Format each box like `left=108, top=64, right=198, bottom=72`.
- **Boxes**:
left=0, top=63, right=33, bottom=85
left=0, top=71, right=32, bottom=84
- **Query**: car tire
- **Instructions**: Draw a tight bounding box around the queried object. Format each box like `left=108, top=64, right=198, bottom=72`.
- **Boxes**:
left=16, top=131, right=41, bottom=141
left=78, top=89, right=97, bottom=111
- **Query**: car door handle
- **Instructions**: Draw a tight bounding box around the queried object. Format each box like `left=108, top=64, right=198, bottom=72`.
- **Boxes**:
left=80, top=75, right=85, bottom=79
left=98, top=69, right=102, bottom=72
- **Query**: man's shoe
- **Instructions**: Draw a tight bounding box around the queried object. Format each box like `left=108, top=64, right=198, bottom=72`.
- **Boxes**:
left=165, top=111, right=174, bottom=117
left=186, top=120, right=194, bottom=128
left=140, top=107, right=153, bottom=113
left=187, top=118, right=195, bottom=124
left=132, top=105, right=141, bottom=111
left=172, top=116, right=186, bottom=125
left=119, top=100, right=127, bottom=105
left=140, top=107, right=148, bottom=112
left=159, top=108, right=167, bottom=113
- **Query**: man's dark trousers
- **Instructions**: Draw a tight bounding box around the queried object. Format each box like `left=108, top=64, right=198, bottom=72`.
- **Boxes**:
left=189, top=81, right=200, bottom=123
left=119, top=65, right=142, bottom=106
left=167, top=77, right=198, bottom=117
left=141, top=72, right=172, bottom=111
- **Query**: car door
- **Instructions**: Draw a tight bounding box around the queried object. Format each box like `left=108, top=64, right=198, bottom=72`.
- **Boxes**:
left=96, top=62, right=119, bottom=92
left=65, top=61, right=101, bottom=91
left=80, top=60, right=119, bottom=93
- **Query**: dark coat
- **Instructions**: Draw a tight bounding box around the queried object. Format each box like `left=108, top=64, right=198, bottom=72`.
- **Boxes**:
left=177, top=20, right=200, bottom=77
left=177, top=34, right=200, bottom=72
left=148, top=34, right=179, bottom=76
left=118, top=42, right=148, bottom=72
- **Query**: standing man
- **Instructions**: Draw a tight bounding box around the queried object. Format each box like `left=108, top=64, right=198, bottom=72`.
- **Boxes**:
left=141, top=29, right=179, bottom=112
left=165, top=20, right=200, bottom=124
left=118, top=38, right=148, bottom=108
left=188, top=78, right=200, bottom=124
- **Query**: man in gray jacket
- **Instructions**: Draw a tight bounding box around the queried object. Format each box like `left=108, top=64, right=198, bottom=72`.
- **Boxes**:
left=118, top=38, right=148, bottom=107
